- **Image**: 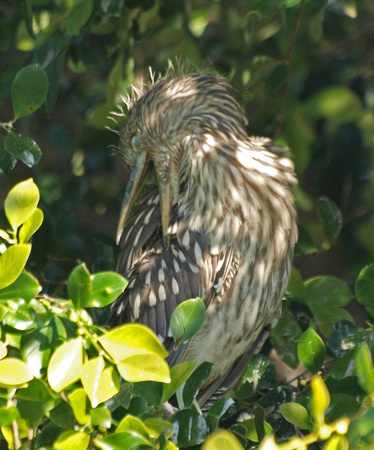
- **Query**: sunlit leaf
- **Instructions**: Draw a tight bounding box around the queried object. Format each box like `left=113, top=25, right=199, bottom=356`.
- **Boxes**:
left=117, top=414, right=150, bottom=439
left=68, top=388, right=90, bottom=425
left=170, top=298, right=206, bottom=345
left=67, top=263, right=92, bottom=310
left=54, top=430, right=90, bottom=450
left=117, top=353, right=170, bottom=383
left=0, top=357, right=33, bottom=386
left=0, top=244, right=31, bottom=290
left=280, top=402, right=310, bottom=430
left=12, top=64, right=49, bottom=119
left=310, top=375, right=330, bottom=428
left=4, top=178, right=39, bottom=231
left=144, top=417, right=174, bottom=439
left=0, top=271, right=41, bottom=301
left=19, top=208, right=43, bottom=243
left=95, top=431, right=153, bottom=449
left=80, top=356, right=120, bottom=407
left=91, top=406, right=111, bottom=429
left=162, top=361, right=196, bottom=403
left=355, top=344, right=374, bottom=396
left=98, top=323, right=168, bottom=361
left=0, top=342, right=7, bottom=360
left=202, top=429, right=243, bottom=450
left=47, top=337, right=83, bottom=392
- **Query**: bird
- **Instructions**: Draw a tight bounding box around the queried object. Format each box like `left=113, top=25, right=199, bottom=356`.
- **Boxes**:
left=109, top=69, right=298, bottom=408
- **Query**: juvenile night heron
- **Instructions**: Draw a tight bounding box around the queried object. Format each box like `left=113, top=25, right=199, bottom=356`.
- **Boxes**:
left=109, top=71, right=298, bottom=407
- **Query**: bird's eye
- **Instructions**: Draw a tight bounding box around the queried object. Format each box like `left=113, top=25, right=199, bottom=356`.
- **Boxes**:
left=131, top=135, right=141, bottom=152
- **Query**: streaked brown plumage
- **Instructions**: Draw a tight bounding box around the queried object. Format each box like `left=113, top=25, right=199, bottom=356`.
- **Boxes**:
left=109, top=71, right=298, bottom=408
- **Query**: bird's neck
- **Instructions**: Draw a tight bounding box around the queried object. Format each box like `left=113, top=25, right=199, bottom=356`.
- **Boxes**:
left=177, top=134, right=297, bottom=268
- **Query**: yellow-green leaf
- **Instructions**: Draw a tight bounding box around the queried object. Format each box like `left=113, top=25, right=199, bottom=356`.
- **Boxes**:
left=18, top=207, right=43, bottom=243
left=144, top=417, right=174, bottom=439
left=68, top=388, right=90, bottom=425
left=81, top=356, right=120, bottom=407
left=48, top=337, right=83, bottom=392
left=0, top=342, right=7, bottom=360
left=0, top=244, right=31, bottom=290
left=117, top=353, right=171, bottom=383
left=0, top=357, right=33, bottom=386
left=310, top=375, right=330, bottom=428
left=98, top=323, right=168, bottom=361
left=4, top=179, right=39, bottom=231
left=117, top=414, right=150, bottom=439
left=202, top=429, right=244, bottom=449
left=53, top=430, right=90, bottom=450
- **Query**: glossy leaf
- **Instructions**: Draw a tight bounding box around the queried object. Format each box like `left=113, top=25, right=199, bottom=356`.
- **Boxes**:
left=66, top=0, right=94, bottom=36
left=5, top=131, right=42, bottom=167
left=88, top=272, right=128, bottom=308
left=68, top=388, right=90, bottom=425
left=0, top=271, right=41, bottom=301
left=47, top=337, right=83, bottom=392
left=280, top=402, right=310, bottom=430
left=20, top=325, right=54, bottom=377
left=310, top=375, right=330, bottom=428
left=117, top=414, right=150, bottom=438
left=183, top=361, right=214, bottom=407
left=172, top=408, right=208, bottom=447
left=95, top=431, right=153, bottom=449
left=298, top=327, right=326, bottom=373
left=4, top=178, right=39, bottom=230
left=206, top=397, right=235, bottom=431
left=67, top=263, right=92, bottom=310
left=12, top=63, right=49, bottom=119
left=117, top=353, right=170, bottom=383
left=202, top=429, right=243, bottom=450
left=317, top=196, right=343, bottom=242
left=356, top=264, right=374, bottom=318
left=170, top=298, right=206, bottom=344
left=91, top=406, right=111, bottom=428
left=162, top=361, right=196, bottom=403
left=3, top=302, right=36, bottom=331
left=0, top=134, right=16, bottom=174
left=18, top=207, right=43, bottom=243
left=81, top=356, right=120, bottom=407
left=144, top=417, right=174, bottom=439
left=0, top=244, right=31, bottom=290
left=286, top=267, right=305, bottom=300
left=0, top=357, right=33, bottom=386
left=325, top=434, right=349, bottom=450
left=98, top=323, right=168, bottom=361
left=355, top=344, right=374, bottom=396
left=240, top=418, right=273, bottom=443
left=0, top=342, right=7, bottom=360
left=54, top=430, right=90, bottom=450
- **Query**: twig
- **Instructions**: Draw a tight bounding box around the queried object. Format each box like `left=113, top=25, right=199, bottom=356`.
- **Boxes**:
left=12, top=419, right=21, bottom=450
left=273, top=0, right=307, bottom=140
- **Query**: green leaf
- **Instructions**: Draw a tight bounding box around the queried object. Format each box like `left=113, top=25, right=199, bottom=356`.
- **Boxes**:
left=0, top=357, right=33, bottom=386
left=117, top=414, right=150, bottom=439
left=117, top=353, right=170, bottom=383
left=0, top=244, right=31, bottom=290
left=144, top=417, right=174, bottom=439
left=0, top=342, right=7, bottom=360
left=67, top=263, right=92, bottom=310
left=202, top=429, right=243, bottom=450
left=20, top=325, right=54, bottom=377
left=12, top=63, right=49, bottom=119
left=241, top=418, right=273, bottom=443
left=98, top=323, right=168, bottom=361
left=47, top=337, right=83, bottom=392
left=23, top=0, right=35, bottom=40
left=170, top=298, right=206, bottom=344
left=0, top=135, right=16, bottom=175
left=80, top=356, right=120, bottom=407
left=308, top=86, right=363, bottom=124
left=310, top=375, right=330, bottom=428
left=88, top=272, right=128, bottom=308
left=206, top=398, right=235, bottom=432
left=91, top=406, right=111, bottom=428
left=280, top=402, right=310, bottom=430
left=65, top=0, right=94, bottom=36
left=95, top=431, right=153, bottom=450
left=298, top=327, right=326, bottom=373
left=18, top=208, right=43, bottom=243
left=355, top=344, right=374, bottom=396
left=54, top=430, right=90, bottom=450
left=325, top=434, right=349, bottom=450
left=172, top=409, right=208, bottom=447
left=162, top=361, right=196, bottom=403
left=67, top=388, right=90, bottom=425
left=286, top=267, right=305, bottom=300
left=5, top=131, right=42, bottom=167
left=183, top=362, right=214, bottom=407
left=4, top=178, right=39, bottom=231
left=0, top=271, right=41, bottom=301
left=317, top=196, right=343, bottom=242
left=0, top=405, right=19, bottom=427
left=107, top=53, right=123, bottom=107
left=3, top=302, right=36, bottom=331
left=356, top=264, right=374, bottom=318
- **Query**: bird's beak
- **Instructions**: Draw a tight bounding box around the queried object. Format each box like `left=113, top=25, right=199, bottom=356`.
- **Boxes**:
left=116, top=151, right=171, bottom=249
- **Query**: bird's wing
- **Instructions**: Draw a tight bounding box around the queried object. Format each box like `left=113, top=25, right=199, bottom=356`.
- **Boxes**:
left=109, top=191, right=236, bottom=363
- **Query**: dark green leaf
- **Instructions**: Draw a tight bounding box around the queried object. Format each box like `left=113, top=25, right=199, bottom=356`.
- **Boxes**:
left=5, top=132, right=42, bottom=167
left=206, top=397, right=235, bottom=432
left=23, top=0, right=35, bottom=40
left=172, top=409, right=208, bottom=447
left=356, top=264, right=374, bottom=318
left=49, top=401, right=76, bottom=429
left=0, top=135, right=16, bottom=175
left=106, top=382, right=134, bottom=412
left=170, top=298, right=206, bottom=345
left=183, top=361, right=213, bottom=407
left=43, top=51, right=65, bottom=117
left=317, top=196, right=343, bottom=242
left=12, top=63, right=49, bottom=119
left=0, top=406, right=20, bottom=427
left=298, top=328, right=326, bottom=373
left=67, top=263, right=92, bottom=310
left=326, top=393, right=360, bottom=422
left=65, top=0, right=94, bottom=36
left=134, top=381, right=163, bottom=407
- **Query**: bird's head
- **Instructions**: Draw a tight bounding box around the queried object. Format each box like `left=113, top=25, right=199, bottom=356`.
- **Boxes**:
left=116, top=73, right=248, bottom=247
